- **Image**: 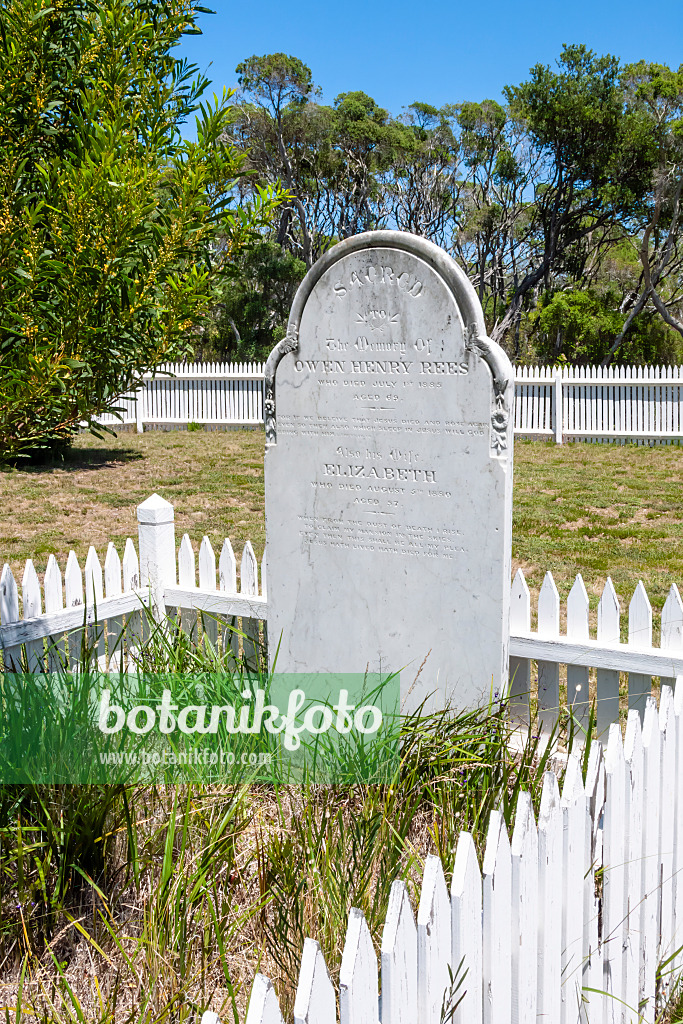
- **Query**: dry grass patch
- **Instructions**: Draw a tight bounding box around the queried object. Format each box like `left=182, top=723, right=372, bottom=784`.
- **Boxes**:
left=2, top=432, right=683, bottom=641
left=0, top=430, right=265, bottom=583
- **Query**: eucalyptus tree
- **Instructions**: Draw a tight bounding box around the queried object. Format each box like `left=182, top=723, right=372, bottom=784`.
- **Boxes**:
left=495, top=44, right=657, bottom=344
left=390, top=102, right=461, bottom=249
left=232, top=53, right=324, bottom=267
left=601, top=60, right=683, bottom=362
left=229, top=57, right=415, bottom=266
left=448, top=99, right=542, bottom=340
left=223, top=46, right=679, bottom=364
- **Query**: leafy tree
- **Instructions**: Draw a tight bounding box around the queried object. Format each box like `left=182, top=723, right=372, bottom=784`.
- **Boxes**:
left=233, top=53, right=322, bottom=268
left=497, top=44, right=657, bottom=344
left=220, top=46, right=682, bottom=366
left=0, top=0, right=279, bottom=460
left=450, top=98, right=538, bottom=338
left=391, top=103, right=460, bottom=246
left=530, top=287, right=680, bottom=364
left=601, top=61, right=683, bottom=362
left=201, top=241, right=305, bottom=361
left=330, top=91, right=414, bottom=238
left=227, top=56, right=415, bottom=265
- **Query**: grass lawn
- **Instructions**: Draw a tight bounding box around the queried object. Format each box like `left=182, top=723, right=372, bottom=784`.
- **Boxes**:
left=0, top=429, right=266, bottom=581
left=1, top=429, right=683, bottom=637
left=513, top=438, right=683, bottom=636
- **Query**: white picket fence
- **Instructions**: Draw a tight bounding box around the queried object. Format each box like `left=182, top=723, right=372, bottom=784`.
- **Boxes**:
left=0, top=494, right=267, bottom=673
left=231, top=690, right=683, bottom=1024
left=3, top=497, right=683, bottom=736
left=5, top=497, right=683, bottom=1019
left=514, top=364, right=683, bottom=444
left=509, top=568, right=683, bottom=736
left=96, top=363, right=265, bottom=430
left=96, top=363, right=683, bottom=444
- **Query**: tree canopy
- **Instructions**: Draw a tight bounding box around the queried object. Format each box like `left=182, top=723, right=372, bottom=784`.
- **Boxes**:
left=212, top=47, right=683, bottom=366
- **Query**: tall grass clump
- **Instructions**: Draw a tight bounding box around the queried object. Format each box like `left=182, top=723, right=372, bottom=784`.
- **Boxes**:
left=0, top=610, right=586, bottom=1024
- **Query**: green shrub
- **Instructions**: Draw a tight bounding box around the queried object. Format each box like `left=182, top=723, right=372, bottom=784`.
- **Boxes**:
left=0, top=0, right=280, bottom=462
left=530, top=287, right=681, bottom=365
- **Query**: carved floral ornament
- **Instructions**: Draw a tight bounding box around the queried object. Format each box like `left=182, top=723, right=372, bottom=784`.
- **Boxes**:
left=263, top=233, right=512, bottom=455
left=464, top=322, right=511, bottom=455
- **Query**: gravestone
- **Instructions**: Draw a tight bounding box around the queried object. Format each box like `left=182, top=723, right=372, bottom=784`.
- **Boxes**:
left=264, top=231, right=514, bottom=712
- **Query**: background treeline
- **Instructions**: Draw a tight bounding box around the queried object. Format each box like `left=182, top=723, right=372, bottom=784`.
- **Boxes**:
left=202, top=48, right=683, bottom=367
left=1, top=3, right=682, bottom=460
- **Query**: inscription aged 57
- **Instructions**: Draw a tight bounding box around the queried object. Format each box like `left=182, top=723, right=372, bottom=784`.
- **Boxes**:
left=264, top=230, right=514, bottom=713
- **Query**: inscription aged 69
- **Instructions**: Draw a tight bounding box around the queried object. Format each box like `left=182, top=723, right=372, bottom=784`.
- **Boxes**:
left=264, top=231, right=514, bottom=713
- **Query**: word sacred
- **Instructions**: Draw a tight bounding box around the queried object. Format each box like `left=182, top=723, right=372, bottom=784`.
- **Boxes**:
left=333, top=264, right=423, bottom=298
left=323, top=464, right=437, bottom=482
left=293, top=359, right=469, bottom=375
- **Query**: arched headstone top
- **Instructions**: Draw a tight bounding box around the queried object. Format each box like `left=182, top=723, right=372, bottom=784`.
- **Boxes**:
left=264, top=231, right=513, bottom=456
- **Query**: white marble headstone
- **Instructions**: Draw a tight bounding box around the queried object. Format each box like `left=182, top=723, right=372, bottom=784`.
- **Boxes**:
left=264, top=231, right=514, bottom=712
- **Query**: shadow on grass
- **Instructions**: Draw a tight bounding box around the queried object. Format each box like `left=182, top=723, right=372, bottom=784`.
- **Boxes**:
left=2, top=440, right=144, bottom=474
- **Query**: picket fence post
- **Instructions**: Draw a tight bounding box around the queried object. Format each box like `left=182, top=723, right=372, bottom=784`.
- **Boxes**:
left=340, top=909, right=379, bottom=1024
left=137, top=493, right=176, bottom=621
left=381, top=880, right=417, bottom=1024
left=135, top=383, right=144, bottom=433
left=553, top=369, right=563, bottom=444
left=244, top=975, right=284, bottom=1024
left=294, top=939, right=336, bottom=1024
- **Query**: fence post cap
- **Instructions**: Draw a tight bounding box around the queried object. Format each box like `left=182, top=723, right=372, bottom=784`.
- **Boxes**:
left=200, top=1014, right=221, bottom=1024
left=137, top=493, right=174, bottom=525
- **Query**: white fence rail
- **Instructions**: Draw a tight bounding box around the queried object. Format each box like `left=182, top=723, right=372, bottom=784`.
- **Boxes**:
left=2, top=496, right=683, bottom=739
left=96, top=363, right=683, bottom=443
left=232, top=688, right=683, bottom=1024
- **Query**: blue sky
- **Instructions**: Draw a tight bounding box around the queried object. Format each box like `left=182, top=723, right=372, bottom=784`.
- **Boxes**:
left=178, top=0, right=683, bottom=118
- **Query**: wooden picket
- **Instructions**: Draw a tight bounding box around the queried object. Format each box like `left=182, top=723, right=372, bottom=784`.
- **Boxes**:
left=560, top=755, right=585, bottom=1024
left=417, top=856, right=451, bottom=1024
left=482, top=810, right=511, bottom=1024
left=537, top=572, right=560, bottom=733
left=340, top=910, right=379, bottom=1024
left=597, top=579, right=621, bottom=736
left=508, top=569, right=530, bottom=726
left=567, top=574, right=590, bottom=731
left=94, top=363, right=683, bottom=443
left=623, top=710, right=643, bottom=1023
left=537, top=773, right=562, bottom=1024
left=294, top=939, right=336, bottom=1024
left=231, top=676, right=683, bottom=1024
left=451, top=833, right=482, bottom=1024
left=380, top=881, right=417, bottom=1024
left=509, top=792, right=536, bottom=1024
left=642, top=698, right=661, bottom=1016
left=602, top=725, right=628, bottom=1023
